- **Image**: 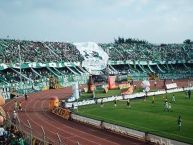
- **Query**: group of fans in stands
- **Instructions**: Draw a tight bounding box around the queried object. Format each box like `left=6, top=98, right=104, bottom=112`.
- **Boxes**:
left=0, top=39, right=83, bottom=63
left=0, top=67, right=73, bottom=84
left=0, top=38, right=193, bottom=64
left=99, top=37, right=193, bottom=61
left=100, top=42, right=193, bottom=61
left=0, top=124, right=26, bottom=145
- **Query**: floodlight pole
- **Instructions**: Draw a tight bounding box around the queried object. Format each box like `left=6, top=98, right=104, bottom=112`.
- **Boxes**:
left=107, top=48, right=110, bottom=76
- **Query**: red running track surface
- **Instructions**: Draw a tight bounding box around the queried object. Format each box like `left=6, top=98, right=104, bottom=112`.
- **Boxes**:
left=3, top=87, right=145, bottom=145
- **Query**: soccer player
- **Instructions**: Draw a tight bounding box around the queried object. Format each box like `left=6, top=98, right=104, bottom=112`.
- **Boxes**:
left=177, top=115, right=182, bottom=131
left=164, top=101, right=169, bottom=112
left=168, top=102, right=172, bottom=112
left=127, top=99, right=131, bottom=108
left=114, top=99, right=117, bottom=107
left=101, top=99, right=104, bottom=107
left=164, top=95, right=168, bottom=103
left=188, top=90, right=191, bottom=100
left=172, top=94, right=176, bottom=103
left=152, top=95, right=155, bottom=104
left=144, top=94, right=147, bottom=102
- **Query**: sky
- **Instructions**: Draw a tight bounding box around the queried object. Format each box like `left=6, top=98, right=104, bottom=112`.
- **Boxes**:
left=0, top=0, right=193, bottom=43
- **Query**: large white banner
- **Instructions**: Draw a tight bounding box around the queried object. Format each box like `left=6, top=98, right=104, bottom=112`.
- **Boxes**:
left=166, top=83, right=177, bottom=89
left=74, top=42, right=109, bottom=71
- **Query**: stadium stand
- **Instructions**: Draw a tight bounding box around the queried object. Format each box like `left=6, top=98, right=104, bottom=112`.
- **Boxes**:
left=1, top=38, right=193, bottom=98
left=0, top=124, right=26, bottom=145
left=100, top=43, right=193, bottom=61
left=0, top=39, right=84, bottom=63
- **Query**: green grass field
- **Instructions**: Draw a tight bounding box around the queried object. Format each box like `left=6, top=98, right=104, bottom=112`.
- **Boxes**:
left=76, top=92, right=193, bottom=144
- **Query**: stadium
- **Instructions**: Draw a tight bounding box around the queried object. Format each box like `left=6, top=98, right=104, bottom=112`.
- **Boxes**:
left=0, top=37, right=193, bottom=145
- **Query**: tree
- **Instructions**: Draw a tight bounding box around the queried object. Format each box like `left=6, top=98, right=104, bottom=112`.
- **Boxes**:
left=160, top=44, right=167, bottom=47
left=183, top=39, right=191, bottom=44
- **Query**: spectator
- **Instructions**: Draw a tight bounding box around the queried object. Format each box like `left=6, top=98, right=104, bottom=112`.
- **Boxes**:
left=0, top=125, right=5, bottom=141
left=12, top=110, right=17, bottom=124
left=24, top=93, right=28, bottom=101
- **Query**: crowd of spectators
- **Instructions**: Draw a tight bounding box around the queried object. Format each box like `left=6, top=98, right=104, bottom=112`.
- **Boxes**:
left=0, top=68, right=48, bottom=84
left=0, top=39, right=84, bottom=64
left=0, top=69, right=20, bottom=83
left=1, top=38, right=193, bottom=64
left=0, top=124, right=26, bottom=145
left=100, top=43, right=193, bottom=61
left=0, top=67, right=81, bottom=84
left=1, top=38, right=193, bottom=85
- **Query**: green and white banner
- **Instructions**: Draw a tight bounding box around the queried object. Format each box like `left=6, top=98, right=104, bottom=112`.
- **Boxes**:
left=74, top=42, right=109, bottom=72
left=0, top=59, right=192, bottom=71
left=0, top=62, right=80, bottom=70
left=108, top=60, right=190, bottom=65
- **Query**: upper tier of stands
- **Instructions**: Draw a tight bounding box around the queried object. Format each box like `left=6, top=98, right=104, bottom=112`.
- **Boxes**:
left=0, top=39, right=84, bottom=64
left=0, top=39, right=193, bottom=64
left=100, top=43, right=193, bottom=61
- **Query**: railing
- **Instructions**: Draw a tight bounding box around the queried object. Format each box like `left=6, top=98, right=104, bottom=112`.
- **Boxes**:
left=5, top=111, right=62, bottom=145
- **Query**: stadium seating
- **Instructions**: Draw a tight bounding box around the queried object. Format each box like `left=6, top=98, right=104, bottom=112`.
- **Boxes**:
left=1, top=39, right=193, bottom=64
left=0, top=39, right=83, bottom=63
left=99, top=43, right=193, bottom=61
left=1, top=38, right=193, bottom=98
